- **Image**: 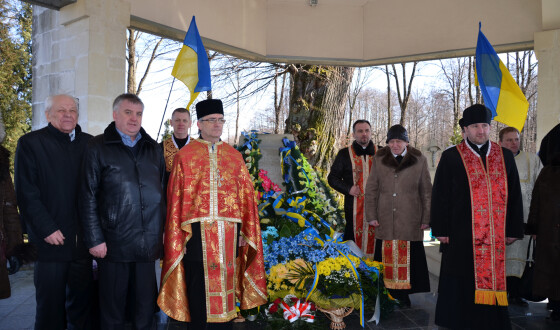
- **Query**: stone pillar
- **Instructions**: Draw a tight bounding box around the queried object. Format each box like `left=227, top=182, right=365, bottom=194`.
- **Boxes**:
left=258, top=134, right=295, bottom=187
left=32, top=0, right=130, bottom=135
left=534, top=29, right=560, bottom=146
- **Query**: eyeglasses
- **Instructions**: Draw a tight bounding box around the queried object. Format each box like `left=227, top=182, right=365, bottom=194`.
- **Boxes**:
left=199, top=118, right=226, bottom=124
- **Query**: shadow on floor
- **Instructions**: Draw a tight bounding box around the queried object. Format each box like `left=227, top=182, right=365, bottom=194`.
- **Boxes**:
left=1, top=265, right=557, bottom=329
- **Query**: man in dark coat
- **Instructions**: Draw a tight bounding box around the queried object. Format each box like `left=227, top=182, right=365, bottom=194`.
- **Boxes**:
left=430, top=104, right=524, bottom=329
left=15, top=94, right=94, bottom=329
left=0, top=144, right=22, bottom=300
left=526, top=152, right=560, bottom=322
left=538, top=122, right=560, bottom=166
left=80, top=93, right=165, bottom=330
left=328, top=120, right=377, bottom=258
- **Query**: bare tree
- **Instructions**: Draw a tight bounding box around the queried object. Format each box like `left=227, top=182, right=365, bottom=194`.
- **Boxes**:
left=511, top=51, right=538, bottom=102
left=126, top=28, right=178, bottom=95
left=385, top=65, right=392, bottom=130
left=346, top=67, right=374, bottom=136
left=391, top=62, right=418, bottom=125
left=438, top=57, right=470, bottom=129
left=273, top=67, right=288, bottom=134
left=510, top=50, right=538, bottom=152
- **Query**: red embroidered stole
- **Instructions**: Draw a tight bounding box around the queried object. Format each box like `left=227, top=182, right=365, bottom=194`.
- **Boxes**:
left=202, top=220, right=238, bottom=321
left=163, top=138, right=179, bottom=172
left=348, top=144, right=376, bottom=258
left=457, top=141, right=508, bottom=306
left=382, top=240, right=411, bottom=289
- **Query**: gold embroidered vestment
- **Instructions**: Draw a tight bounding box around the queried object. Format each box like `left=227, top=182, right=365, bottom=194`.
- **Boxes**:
left=157, top=139, right=268, bottom=322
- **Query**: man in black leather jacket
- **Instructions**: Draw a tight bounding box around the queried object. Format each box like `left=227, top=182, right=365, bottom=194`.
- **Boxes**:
left=327, top=120, right=377, bottom=257
left=80, top=93, right=165, bottom=330
left=15, top=94, right=94, bottom=329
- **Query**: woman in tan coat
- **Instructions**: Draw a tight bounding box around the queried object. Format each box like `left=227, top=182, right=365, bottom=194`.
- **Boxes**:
left=365, top=125, right=431, bottom=307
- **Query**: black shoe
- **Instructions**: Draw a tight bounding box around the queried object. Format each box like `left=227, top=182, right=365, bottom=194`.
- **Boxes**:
left=509, top=297, right=529, bottom=307
left=547, top=311, right=560, bottom=322
left=399, top=295, right=411, bottom=308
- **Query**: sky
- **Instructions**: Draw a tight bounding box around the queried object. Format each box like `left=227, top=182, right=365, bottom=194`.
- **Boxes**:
left=137, top=53, right=442, bottom=144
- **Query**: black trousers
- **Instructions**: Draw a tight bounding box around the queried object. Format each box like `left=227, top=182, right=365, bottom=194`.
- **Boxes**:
left=34, top=258, right=94, bottom=330
left=182, top=259, right=233, bottom=330
left=506, top=276, right=521, bottom=298
left=97, top=260, right=157, bottom=330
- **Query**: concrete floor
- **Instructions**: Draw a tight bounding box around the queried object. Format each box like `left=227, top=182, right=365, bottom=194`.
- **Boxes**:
left=0, top=263, right=557, bottom=329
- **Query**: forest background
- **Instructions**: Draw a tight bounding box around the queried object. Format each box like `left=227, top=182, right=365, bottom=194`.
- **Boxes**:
left=1, top=0, right=538, bottom=172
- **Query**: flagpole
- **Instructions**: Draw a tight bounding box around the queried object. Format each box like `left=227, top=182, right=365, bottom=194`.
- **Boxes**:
left=157, top=77, right=176, bottom=141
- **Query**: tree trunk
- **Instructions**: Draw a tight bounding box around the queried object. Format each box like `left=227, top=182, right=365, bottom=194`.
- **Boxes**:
left=274, top=68, right=287, bottom=134
left=285, top=65, right=354, bottom=170
left=468, top=56, right=474, bottom=105
left=127, top=28, right=137, bottom=94
left=234, top=71, right=240, bottom=145
left=392, top=62, right=417, bottom=126
left=385, top=65, right=392, bottom=130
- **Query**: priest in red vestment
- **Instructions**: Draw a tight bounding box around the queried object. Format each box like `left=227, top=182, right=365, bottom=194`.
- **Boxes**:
left=158, top=99, right=267, bottom=329
left=431, top=104, right=524, bottom=330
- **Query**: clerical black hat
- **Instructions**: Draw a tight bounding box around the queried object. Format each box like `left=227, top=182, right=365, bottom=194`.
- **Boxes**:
left=386, top=124, right=409, bottom=143
left=462, top=104, right=492, bottom=127
left=195, top=99, right=224, bottom=120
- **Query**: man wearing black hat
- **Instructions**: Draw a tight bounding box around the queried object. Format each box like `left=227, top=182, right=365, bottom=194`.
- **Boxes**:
left=158, top=99, right=267, bottom=328
left=365, top=124, right=432, bottom=307
left=430, top=104, right=524, bottom=329
left=328, top=120, right=377, bottom=258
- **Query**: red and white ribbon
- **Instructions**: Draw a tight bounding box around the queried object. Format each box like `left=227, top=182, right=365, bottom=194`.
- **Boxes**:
left=281, top=300, right=315, bottom=323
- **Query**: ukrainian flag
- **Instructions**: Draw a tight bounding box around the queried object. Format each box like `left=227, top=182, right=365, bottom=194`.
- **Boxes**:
left=171, top=16, right=212, bottom=109
left=475, top=23, right=529, bottom=131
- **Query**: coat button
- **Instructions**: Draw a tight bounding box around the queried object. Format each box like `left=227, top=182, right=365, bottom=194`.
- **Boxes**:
left=394, top=174, right=398, bottom=178
left=393, top=208, right=396, bottom=211
left=393, top=193, right=397, bottom=197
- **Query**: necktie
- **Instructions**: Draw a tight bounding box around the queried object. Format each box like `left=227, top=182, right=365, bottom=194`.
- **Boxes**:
left=395, top=155, right=403, bottom=164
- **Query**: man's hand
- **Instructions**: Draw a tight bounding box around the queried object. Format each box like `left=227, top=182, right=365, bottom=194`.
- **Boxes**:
left=505, top=237, right=518, bottom=245
left=368, top=220, right=379, bottom=227
left=44, top=230, right=65, bottom=245
left=239, top=236, right=247, bottom=247
left=89, top=242, right=107, bottom=258
left=420, top=224, right=430, bottom=230
left=349, top=185, right=361, bottom=197
left=436, top=237, right=449, bottom=244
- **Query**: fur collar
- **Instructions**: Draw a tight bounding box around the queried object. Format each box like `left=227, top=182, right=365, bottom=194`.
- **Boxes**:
left=377, top=146, right=422, bottom=172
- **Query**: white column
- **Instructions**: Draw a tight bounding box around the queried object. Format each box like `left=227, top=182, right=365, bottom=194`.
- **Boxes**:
left=32, top=0, right=130, bottom=135
left=534, top=29, right=560, bottom=145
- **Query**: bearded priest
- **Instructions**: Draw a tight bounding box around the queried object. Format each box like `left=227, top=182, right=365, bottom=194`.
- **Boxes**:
left=430, top=104, right=524, bottom=330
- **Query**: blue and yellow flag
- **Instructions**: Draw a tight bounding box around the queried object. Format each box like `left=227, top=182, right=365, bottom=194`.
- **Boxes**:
left=171, top=16, right=212, bottom=109
left=475, top=23, right=529, bottom=131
